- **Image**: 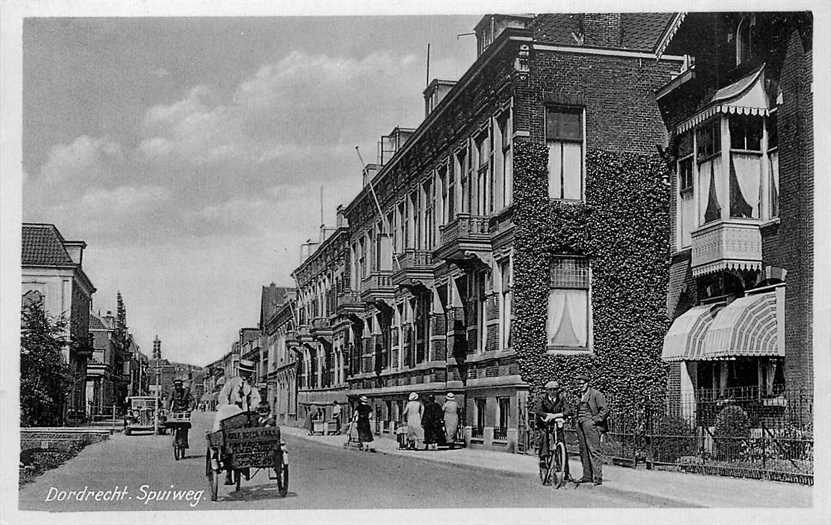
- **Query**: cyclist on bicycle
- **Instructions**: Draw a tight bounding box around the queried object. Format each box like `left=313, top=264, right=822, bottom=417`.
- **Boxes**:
left=168, top=378, right=193, bottom=449
left=534, top=380, right=572, bottom=483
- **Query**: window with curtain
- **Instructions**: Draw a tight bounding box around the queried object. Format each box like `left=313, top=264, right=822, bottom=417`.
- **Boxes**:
left=424, top=179, right=434, bottom=249
left=729, top=115, right=762, bottom=218
left=547, top=257, right=590, bottom=349
left=767, top=113, right=779, bottom=218
left=697, top=119, right=722, bottom=224
left=677, top=132, right=695, bottom=248
left=438, top=164, right=447, bottom=226
left=546, top=107, right=584, bottom=200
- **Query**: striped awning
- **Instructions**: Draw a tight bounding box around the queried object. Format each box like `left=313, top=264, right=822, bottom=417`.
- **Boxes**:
left=662, top=303, right=722, bottom=362
left=676, top=65, right=769, bottom=134
left=702, top=292, right=782, bottom=360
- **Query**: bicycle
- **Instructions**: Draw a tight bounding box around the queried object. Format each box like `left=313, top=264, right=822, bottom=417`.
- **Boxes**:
left=538, top=415, right=568, bottom=488
left=168, top=411, right=191, bottom=461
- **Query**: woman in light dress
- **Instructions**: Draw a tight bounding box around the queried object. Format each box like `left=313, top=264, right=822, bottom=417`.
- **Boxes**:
left=402, top=392, right=423, bottom=450
left=442, top=392, right=459, bottom=447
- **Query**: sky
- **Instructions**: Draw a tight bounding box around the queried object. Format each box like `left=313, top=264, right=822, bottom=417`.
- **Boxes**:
left=22, top=15, right=479, bottom=366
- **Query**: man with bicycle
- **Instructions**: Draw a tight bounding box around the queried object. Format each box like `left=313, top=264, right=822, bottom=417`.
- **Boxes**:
left=167, top=378, right=194, bottom=449
left=534, top=380, right=572, bottom=484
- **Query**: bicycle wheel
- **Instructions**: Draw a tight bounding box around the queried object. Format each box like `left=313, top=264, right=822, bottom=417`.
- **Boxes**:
left=538, top=455, right=553, bottom=486
left=552, top=442, right=567, bottom=488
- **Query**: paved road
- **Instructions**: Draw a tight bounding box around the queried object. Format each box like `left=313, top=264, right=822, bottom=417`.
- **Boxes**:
left=19, top=412, right=685, bottom=511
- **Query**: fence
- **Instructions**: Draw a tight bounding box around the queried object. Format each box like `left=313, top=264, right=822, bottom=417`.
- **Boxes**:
left=523, top=388, right=813, bottom=485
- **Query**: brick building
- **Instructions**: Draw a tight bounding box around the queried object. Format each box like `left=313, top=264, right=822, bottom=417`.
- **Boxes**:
left=262, top=287, right=298, bottom=425
left=657, top=13, right=813, bottom=417
left=287, top=13, right=684, bottom=450
left=86, top=310, right=130, bottom=416
left=22, top=223, right=96, bottom=423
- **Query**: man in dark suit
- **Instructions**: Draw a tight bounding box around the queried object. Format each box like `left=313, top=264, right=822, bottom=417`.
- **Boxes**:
left=534, top=380, right=572, bottom=482
left=574, top=374, right=609, bottom=486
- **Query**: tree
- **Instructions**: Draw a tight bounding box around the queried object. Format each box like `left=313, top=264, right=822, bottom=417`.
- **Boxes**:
left=20, top=300, right=74, bottom=426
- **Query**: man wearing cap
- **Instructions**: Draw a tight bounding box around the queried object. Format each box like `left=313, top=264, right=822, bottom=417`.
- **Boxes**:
left=167, top=378, right=194, bottom=448
left=574, top=374, right=608, bottom=486
left=534, top=380, right=572, bottom=482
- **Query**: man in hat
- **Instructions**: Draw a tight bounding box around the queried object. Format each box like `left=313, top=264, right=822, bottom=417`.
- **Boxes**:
left=573, top=374, right=608, bottom=486
left=167, top=378, right=194, bottom=448
left=534, top=380, right=572, bottom=483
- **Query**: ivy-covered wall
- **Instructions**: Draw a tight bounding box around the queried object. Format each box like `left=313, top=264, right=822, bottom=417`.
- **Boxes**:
left=513, top=140, right=671, bottom=415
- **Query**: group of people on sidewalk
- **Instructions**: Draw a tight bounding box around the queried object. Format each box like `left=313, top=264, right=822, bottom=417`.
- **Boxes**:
left=345, top=392, right=461, bottom=452
left=535, top=374, right=608, bottom=487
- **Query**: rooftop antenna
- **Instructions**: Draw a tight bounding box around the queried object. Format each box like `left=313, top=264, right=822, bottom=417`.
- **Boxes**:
left=355, top=145, right=400, bottom=270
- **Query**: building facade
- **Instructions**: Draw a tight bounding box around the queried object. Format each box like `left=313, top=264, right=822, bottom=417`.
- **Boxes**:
left=86, top=310, right=130, bottom=416
left=261, top=286, right=298, bottom=424
left=22, top=223, right=96, bottom=423
left=657, top=12, right=813, bottom=419
left=287, top=13, right=684, bottom=450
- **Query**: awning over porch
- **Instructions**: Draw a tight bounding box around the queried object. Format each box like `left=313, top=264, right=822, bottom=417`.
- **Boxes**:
left=662, top=290, right=783, bottom=362
left=661, top=303, right=721, bottom=362
left=702, top=291, right=783, bottom=360
left=676, top=65, right=769, bottom=134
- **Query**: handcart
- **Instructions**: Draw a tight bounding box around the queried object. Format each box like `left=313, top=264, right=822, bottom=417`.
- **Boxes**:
left=205, top=411, right=288, bottom=501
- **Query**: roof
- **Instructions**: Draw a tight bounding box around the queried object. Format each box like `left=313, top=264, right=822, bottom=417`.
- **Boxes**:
left=621, top=13, right=676, bottom=51
left=22, top=223, right=74, bottom=266
left=533, top=13, right=676, bottom=52
left=89, top=314, right=108, bottom=330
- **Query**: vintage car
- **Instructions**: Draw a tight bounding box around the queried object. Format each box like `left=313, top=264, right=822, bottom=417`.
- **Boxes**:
left=124, top=396, right=167, bottom=435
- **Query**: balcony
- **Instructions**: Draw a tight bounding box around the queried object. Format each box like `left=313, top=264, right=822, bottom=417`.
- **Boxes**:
left=310, top=317, right=332, bottom=340
left=334, top=289, right=363, bottom=317
left=691, top=219, right=762, bottom=277
left=359, top=271, right=395, bottom=304
left=434, top=213, right=492, bottom=266
left=392, top=249, right=434, bottom=290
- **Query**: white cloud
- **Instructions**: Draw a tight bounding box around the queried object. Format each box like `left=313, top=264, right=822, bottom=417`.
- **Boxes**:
left=79, top=185, right=171, bottom=212
left=39, top=135, right=123, bottom=183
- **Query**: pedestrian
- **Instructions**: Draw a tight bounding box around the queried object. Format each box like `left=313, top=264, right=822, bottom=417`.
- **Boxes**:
left=402, top=392, right=423, bottom=450
left=354, top=395, right=374, bottom=451
left=573, top=374, right=608, bottom=486
left=442, top=393, right=459, bottom=446
left=534, top=380, right=573, bottom=483
left=421, top=394, right=444, bottom=450
left=332, top=400, right=342, bottom=435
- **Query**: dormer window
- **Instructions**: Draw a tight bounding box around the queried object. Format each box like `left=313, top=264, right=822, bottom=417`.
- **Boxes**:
left=736, top=16, right=753, bottom=66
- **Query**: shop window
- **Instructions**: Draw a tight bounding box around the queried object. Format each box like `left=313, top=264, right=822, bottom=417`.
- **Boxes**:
left=474, top=398, right=486, bottom=438
left=546, top=107, right=584, bottom=200
left=547, top=257, right=591, bottom=349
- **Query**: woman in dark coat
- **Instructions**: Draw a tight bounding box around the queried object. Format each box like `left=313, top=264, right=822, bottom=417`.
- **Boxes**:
left=355, top=395, right=374, bottom=451
left=421, top=394, right=445, bottom=450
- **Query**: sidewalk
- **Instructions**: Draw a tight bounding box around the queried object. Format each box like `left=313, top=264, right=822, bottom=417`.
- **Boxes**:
left=280, top=425, right=812, bottom=508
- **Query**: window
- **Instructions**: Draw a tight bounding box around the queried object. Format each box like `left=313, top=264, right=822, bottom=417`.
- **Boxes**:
left=729, top=115, right=762, bottom=218
left=498, top=111, right=513, bottom=207
left=678, top=132, right=694, bottom=191
left=736, top=17, right=753, bottom=66
left=475, top=131, right=489, bottom=214
left=496, top=397, right=510, bottom=440
left=438, top=164, right=447, bottom=226
left=424, top=179, right=434, bottom=249
left=546, top=107, right=584, bottom=200
left=499, top=257, right=513, bottom=350
left=767, top=114, right=779, bottom=218
left=696, top=119, right=721, bottom=159
left=697, top=120, right=723, bottom=223
left=547, top=257, right=590, bottom=349
left=397, top=202, right=406, bottom=253
left=448, top=157, right=456, bottom=219
left=474, top=398, right=486, bottom=438
left=358, top=238, right=366, bottom=279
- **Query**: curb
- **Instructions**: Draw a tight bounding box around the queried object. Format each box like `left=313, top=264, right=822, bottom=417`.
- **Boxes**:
left=280, top=427, right=702, bottom=506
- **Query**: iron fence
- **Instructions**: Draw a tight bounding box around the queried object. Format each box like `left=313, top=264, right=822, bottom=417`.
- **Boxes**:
left=523, top=388, right=813, bottom=485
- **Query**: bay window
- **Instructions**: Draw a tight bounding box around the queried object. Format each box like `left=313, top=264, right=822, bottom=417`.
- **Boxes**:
left=547, top=256, right=590, bottom=350
left=767, top=113, right=779, bottom=218
left=697, top=119, right=722, bottom=224
left=546, top=107, right=584, bottom=200
left=728, top=115, right=762, bottom=218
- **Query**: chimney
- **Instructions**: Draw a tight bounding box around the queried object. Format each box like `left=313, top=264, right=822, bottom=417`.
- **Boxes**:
left=423, top=79, right=457, bottom=117
left=336, top=205, right=348, bottom=228
left=377, top=127, right=416, bottom=165
left=474, top=14, right=533, bottom=56
left=583, top=13, right=621, bottom=48
left=63, top=240, right=86, bottom=265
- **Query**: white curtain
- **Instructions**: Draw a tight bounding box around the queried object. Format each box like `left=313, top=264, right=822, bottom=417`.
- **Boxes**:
left=698, top=156, right=723, bottom=223
left=731, top=152, right=761, bottom=218
left=548, top=142, right=562, bottom=198
left=680, top=192, right=695, bottom=247
left=547, top=289, right=588, bottom=347
left=562, top=142, right=582, bottom=200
